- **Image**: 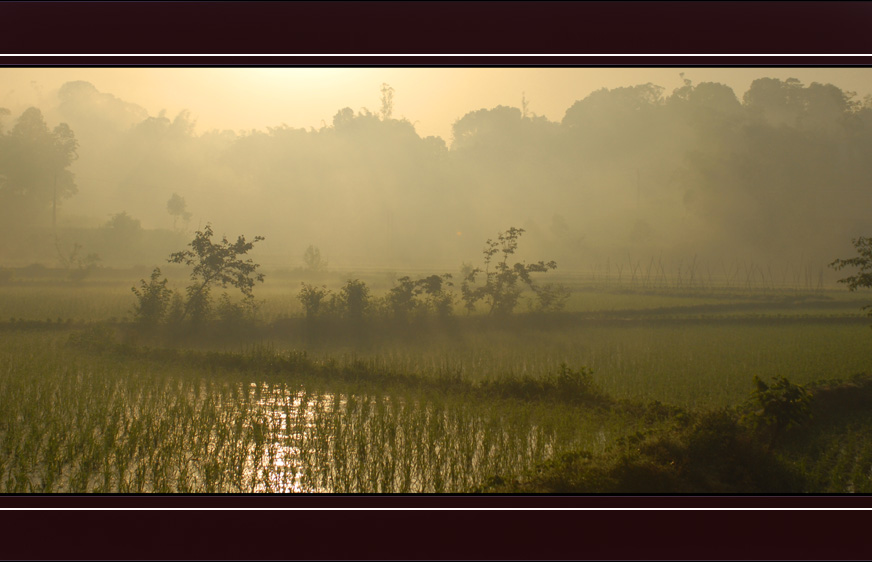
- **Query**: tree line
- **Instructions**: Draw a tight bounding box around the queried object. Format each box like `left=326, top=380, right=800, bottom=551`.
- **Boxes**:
left=4, top=77, right=872, bottom=269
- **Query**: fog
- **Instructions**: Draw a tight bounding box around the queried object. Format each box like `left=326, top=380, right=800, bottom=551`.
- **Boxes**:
left=2, top=68, right=872, bottom=277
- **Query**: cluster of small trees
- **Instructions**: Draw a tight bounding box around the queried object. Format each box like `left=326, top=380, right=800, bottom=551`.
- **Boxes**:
left=128, top=223, right=872, bottom=340
left=298, top=274, right=456, bottom=324
left=132, top=225, right=568, bottom=331
left=297, top=227, right=569, bottom=324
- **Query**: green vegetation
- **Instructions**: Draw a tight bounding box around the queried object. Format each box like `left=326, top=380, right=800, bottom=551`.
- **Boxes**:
left=1, top=228, right=871, bottom=493
left=0, top=331, right=629, bottom=493
left=2, top=323, right=870, bottom=493
left=484, top=375, right=872, bottom=494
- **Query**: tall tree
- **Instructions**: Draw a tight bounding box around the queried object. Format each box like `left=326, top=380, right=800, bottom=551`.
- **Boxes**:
left=0, top=107, right=78, bottom=228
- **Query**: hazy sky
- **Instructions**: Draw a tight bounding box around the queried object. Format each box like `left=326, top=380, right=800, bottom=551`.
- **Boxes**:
left=3, top=67, right=872, bottom=140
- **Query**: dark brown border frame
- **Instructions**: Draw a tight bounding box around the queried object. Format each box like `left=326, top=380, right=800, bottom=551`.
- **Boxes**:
left=2, top=1, right=872, bottom=559
left=3, top=1, right=872, bottom=57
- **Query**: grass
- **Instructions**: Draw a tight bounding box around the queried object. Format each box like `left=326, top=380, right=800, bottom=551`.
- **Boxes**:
left=1, top=269, right=871, bottom=493
left=0, top=331, right=636, bottom=493
left=254, top=320, right=869, bottom=410
left=2, top=265, right=868, bottom=322
left=486, top=375, right=872, bottom=494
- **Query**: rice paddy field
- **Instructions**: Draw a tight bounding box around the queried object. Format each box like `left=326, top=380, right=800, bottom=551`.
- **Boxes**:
left=1, top=267, right=871, bottom=493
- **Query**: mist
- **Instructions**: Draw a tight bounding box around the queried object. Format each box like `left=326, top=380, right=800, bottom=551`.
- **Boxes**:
left=2, top=70, right=871, bottom=278
left=6, top=67, right=872, bottom=496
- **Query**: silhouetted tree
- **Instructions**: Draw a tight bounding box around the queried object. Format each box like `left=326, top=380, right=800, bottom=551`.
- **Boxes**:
left=384, top=273, right=454, bottom=321
left=417, top=273, right=455, bottom=317
left=385, top=276, right=418, bottom=321
left=298, top=283, right=332, bottom=320
left=337, top=279, right=370, bottom=322
left=461, top=227, right=558, bottom=315
left=167, top=224, right=265, bottom=322
left=0, top=107, right=78, bottom=228
left=380, top=83, right=395, bottom=120
left=166, top=193, right=192, bottom=231
left=303, top=244, right=327, bottom=271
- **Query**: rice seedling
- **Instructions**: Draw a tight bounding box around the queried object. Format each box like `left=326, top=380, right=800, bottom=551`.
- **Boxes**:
left=0, top=331, right=639, bottom=493
left=2, top=263, right=870, bottom=494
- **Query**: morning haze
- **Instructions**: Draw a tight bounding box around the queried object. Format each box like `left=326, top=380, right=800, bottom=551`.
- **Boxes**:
left=2, top=67, right=871, bottom=271
left=2, top=67, right=872, bottom=494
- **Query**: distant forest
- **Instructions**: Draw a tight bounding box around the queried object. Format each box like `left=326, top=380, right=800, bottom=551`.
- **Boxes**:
left=1, top=77, right=871, bottom=270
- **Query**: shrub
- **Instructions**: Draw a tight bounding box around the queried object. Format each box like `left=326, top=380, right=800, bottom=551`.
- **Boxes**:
left=384, top=273, right=455, bottom=321
left=131, top=267, right=172, bottom=326
left=530, top=282, right=571, bottom=313
left=555, top=363, right=603, bottom=403
left=742, top=375, right=812, bottom=446
left=298, top=283, right=333, bottom=320
left=417, top=274, right=455, bottom=317
left=384, top=276, right=418, bottom=321
left=337, top=279, right=370, bottom=322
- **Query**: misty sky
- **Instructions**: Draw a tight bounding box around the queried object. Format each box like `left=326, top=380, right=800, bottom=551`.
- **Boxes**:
left=3, top=66, right=872, bottom=274
left=4, top=67, right=872, bottom=141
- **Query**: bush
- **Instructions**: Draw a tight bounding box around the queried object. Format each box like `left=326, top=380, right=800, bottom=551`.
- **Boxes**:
left=384, top=276, right=418, bottom=321
left=530, top=282, right=571, bottom=313
left=383, top=274, right=455, bottom=321
left=298, top=283, right=332, bottom=320
left=485, top=407, right=805, bottom=493
left=131, top=267, right=172, bottom=326
left=742, top=375, right=812, bottom=447
left=417, top=274, right=455, bottom=317
left=555, top=363, right=602, bottom=403
left=337, top=279, right=370, bottom=322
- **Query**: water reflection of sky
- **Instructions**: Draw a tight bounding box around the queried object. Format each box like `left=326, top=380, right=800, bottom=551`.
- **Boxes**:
left=243, top=382, right=343, bottom=493
left=231, top=381, right=609, bottom=494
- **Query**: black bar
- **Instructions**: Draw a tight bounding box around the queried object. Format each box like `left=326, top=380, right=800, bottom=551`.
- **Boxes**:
left=0, top=507, right=867, bottom=560
left=1, top=2, right=871, bottom=57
